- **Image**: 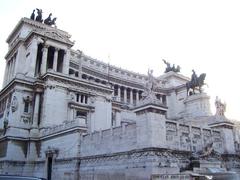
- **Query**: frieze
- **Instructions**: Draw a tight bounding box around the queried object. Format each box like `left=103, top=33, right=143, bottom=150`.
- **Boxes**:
left=192, top=127, right=201, bottom=135
left=180, top=132, right=191, bottom=151
left=21, top=114, right=32, bottom=124
left=203, top=129, right=211, bottom=136
left=166, top=122, right=177, bottom=131
left=11, top=96, right=18, bottom=112
left=179, top=125, right=189, bottom=133
left=31, top=27, right=74, bottom=46
left=80, top=148, right=191, bottom=164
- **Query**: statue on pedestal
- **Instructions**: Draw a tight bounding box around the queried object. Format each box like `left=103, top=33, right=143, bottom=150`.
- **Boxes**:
left=142, top=69, right=157, bottom=100
left=215, top=96, right=226, bottom=116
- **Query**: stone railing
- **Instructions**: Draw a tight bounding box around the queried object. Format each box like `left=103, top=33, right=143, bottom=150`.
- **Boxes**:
left=81, top=123, right=137, bottom=156
left=41, top=119, right=87, bottom=137
left=81, top=56, right=147, bottom=84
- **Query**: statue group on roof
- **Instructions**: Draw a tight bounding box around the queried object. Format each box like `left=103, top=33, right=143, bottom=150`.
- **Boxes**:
left=162, top=59, right=180, bottom=73
left=30, top=9, right=57, bottom=26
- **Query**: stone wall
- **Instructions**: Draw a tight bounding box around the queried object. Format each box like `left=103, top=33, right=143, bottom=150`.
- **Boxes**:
left=40, top=132, right=81, bottom=160
left=81, top=123, right=137, bottom=156
left=42, top=85, right=68, bottom=127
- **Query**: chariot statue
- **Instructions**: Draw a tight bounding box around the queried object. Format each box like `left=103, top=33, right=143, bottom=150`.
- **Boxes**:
left=186, top=70, right=206, bottom=96
left=162, top=59, right=180, bottom=73
left=30, top=9, right=57, bottom=26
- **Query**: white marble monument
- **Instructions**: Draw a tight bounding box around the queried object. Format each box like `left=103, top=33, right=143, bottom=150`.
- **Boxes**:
left=0, top=12, right=240, bottom=180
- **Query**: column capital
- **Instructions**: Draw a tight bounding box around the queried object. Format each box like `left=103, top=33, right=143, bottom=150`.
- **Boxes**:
left=54, top=47, right=60, bottom=51
left=63, top=48, right=70, bottom=54
left=42, top=45, right=49, bottom=51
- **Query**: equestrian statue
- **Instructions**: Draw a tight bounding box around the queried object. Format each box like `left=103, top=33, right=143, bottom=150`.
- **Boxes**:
left=186, top=70, right=206, bottom=96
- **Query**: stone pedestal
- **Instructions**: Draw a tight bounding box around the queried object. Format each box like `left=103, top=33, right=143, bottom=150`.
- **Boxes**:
left=192, top=160, right=224, bottom=174
left=134, top=103, right=167, bottom=148
left=209, top=121, right=235, bottom=154
left=184, top=93, right=212, bottom=118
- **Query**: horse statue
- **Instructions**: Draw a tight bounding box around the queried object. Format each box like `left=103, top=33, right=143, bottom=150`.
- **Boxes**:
left=35, top=8, right=43, bottom=22
left=49, top=17, right=57, bottom=26
left=186, top=73, right=206, bottom=96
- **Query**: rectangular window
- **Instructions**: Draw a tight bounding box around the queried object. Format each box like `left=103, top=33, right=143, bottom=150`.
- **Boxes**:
left=76, top=110, right=87, bottom=117
left=76, top=94, right=80, bottom=102
left=24, top=101, right=29, bottom=113
left=81, top=95, right=84, bottom=103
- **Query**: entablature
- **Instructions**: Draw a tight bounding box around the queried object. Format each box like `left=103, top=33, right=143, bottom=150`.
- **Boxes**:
left=42, top=72, right=113, bottom=97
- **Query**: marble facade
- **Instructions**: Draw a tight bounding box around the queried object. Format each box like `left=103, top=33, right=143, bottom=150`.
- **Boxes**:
left=0, top=17, right=240, bottom=180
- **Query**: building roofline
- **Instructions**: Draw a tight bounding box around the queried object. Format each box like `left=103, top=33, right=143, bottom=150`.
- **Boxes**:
left=6, top=17, right=72, bottom=44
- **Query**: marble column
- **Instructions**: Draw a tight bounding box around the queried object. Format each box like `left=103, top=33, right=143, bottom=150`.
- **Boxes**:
left=5, top=61, right=10, bottom=83
left=53, top=48, right=59, bottom=72
left=118, top=85, right=121, bottom=101
left=69, top=108, right=74, bottom=121
left=32, top=93, right=40, bottom=128
left=11, top=59, right=15, bottom=79
left=159, top=94, right=162, bottom=103
left=63, top=49, right=70, bottom=74
left=8, top=60, right=12, bottom=81
left=124, top=87, right=127, bottom=103
left=28, top=38, right=39, bottom=77
left=12, top=56, right=16, bottom=78
left=40, top=45, right=48, bottom=75
left=3, top=62, right=9, bottom=86
left=130, top=89, right=133, bottom=104
left=136, top=90, right=139, bottom=104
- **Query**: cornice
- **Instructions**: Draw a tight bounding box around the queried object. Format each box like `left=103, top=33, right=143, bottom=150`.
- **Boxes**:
left=0, top=77, right=44, bottom=99
left=6, top=17, right=71, bottom=44
left=41, top=72, right=113, bottom=95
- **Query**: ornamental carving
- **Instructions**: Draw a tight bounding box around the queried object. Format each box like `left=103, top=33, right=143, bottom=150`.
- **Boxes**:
left=11, top=96, right=18, bottom=112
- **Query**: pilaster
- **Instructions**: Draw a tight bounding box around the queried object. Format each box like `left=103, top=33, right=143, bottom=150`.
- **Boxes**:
left=40, top=45, right=48, bottom=75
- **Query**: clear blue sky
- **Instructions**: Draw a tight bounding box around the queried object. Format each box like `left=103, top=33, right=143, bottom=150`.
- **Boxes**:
left=0, top=0, right=240, bottom=120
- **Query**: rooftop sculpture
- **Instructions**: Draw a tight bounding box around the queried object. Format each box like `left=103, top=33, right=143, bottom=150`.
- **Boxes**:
left=162, top=59, right=181, bottom=73
left=30, top=9, right=57, bottom=26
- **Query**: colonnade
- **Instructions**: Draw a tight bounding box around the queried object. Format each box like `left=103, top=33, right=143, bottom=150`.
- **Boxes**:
left=113, top=85, right=142, bottom=105
left=112, top=84, right=167, bottom=105
left=40, top=45, right=69, bottom=75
